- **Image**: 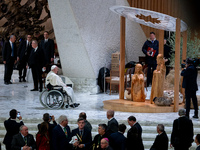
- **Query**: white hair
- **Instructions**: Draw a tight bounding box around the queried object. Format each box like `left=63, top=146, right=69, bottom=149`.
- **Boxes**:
left=58, top=115, right=67, bottom=124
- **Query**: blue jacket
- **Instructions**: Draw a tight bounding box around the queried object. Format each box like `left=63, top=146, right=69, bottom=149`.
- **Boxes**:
left=142, top=39, right=159, bottom=64
left=109, top=132, right=126, bottom=150
left=52, top=125, right=72, bottom=150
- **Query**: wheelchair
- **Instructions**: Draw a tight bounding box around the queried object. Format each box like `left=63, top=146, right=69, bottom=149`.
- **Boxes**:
left=39, top=83, right=73, bottom=109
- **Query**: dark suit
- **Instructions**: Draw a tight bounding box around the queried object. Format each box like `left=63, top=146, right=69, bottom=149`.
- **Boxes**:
left=150, top=131, right=168, bottom=150
left=109, top=132, right=126, bottom=150
left=38, top=121, right=57, bottom=150
left=52, top=125, right=72, bottom=150
left=11, top=133, right=36, bottom=150
left=28, top=46, right=45, bottom=90
left=171, top=116, right=194, bottom=150
left=181, top=65, right=198, bottom=117
left=127, top=122, right=144, bottom=150
left=196, top=145, right=200, bottom=150
left=40, top=39, right=54, bottom=72
left=107, top=118, right=118, bottom=136
left=2, top=41, right=17, bottom=82
left=92, top=133, right=108, bottom=150
left=142, top=39, right=159, bottom=86
left=17, top=40, right=32, bottom=80
left=72, top=128, right=92, bottom=150
left=3, top=119, right=24, bottom=150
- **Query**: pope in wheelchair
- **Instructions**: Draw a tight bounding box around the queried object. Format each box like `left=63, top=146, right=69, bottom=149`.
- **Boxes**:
left=45, top=65, right=80, bottom=108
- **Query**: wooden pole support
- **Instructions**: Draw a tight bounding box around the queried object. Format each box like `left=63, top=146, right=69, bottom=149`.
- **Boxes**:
left=119, top=16, right=126, bottom=99
left=158, top=29, right=164, bottom=55
left=182, top=30, right=187, bottom=62
left=174, top=18, right=181, bottom=112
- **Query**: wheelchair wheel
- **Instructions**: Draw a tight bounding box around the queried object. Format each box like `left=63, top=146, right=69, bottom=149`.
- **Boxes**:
left=45, top=90, right=64, bottom=109
left=39, top=89, right=48, bottom=108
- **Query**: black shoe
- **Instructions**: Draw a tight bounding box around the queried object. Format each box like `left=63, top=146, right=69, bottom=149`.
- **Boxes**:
left=74, top=103, right=80, bottom=107
left=70, top=104, right=76, bottom=108
left=193, top=115, right=198, bottom=119
left=39, top=89, right=42, bottom=92
left=4, top=82, right=9, bottom=85
left=30, top=89, right=38, bottom=91
left=65, top=105, right=69, bottom=108
left=19, top=79, right=22, bottom=82
left=23, top=79, right=26, bottom=82
left=8, top=81, right=12, bottom=84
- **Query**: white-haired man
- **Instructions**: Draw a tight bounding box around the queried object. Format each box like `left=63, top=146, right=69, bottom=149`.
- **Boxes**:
left=52, top=115, right=72, bottom=150
left=46, top=65, right=79, bottom=108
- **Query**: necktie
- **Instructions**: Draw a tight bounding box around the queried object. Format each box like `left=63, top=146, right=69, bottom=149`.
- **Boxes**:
left=63, top=128, right=68, bottom=138
left=152, top=40, right=154, bottom=43
left=80, top=130, right=83, bottom=138
left=11, top=43, right=14, bottom=57
left=24, top=136, right=27, bottom=145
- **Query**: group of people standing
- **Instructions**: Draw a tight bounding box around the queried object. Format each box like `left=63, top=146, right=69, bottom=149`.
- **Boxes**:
left=2, top=31, right=55, bottom=92
left=3, top=108, right=200, bottom=150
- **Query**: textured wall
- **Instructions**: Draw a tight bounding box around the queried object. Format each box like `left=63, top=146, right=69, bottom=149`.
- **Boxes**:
left=48, top=0, right=146, bottom=92
left=69, top=0, right=146, bottom=77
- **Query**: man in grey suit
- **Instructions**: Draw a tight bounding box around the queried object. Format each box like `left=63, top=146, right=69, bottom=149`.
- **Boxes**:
left=106, top=110, right=118, bottom=136
left=11, top=125, right=36, bottom=150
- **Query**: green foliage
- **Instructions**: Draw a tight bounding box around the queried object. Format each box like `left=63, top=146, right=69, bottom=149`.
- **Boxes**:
left=168, top=29, right=200, bottom=66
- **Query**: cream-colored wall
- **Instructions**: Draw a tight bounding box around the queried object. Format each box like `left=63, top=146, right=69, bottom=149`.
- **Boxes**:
left=48, top=0, right=146, bottom=80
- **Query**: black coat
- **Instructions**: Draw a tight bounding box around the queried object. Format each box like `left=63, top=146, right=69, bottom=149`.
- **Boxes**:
left=171, top=116, right=194, bottom=148
left=127, top=122, right=144, bottom=150
left=52, top=125, right=72, bottom=150
left=181, top=65, right=198, bottom=91
left=107, top=118, right=118, bottom=136
left=92, top=133, right=108, bottom=150
left=28, top=47, right=45, bottom=68
left=196, top=145, right=200, bottom=150
left=40, top=39, right=54, bottom=65
left=109, top=132, right=126, bottom=150
left=2, top=41, right=17, bottom=63
left=11, top=133, right=36, bottom=150
left=142, top=39, right=159, bottom=64
left=17, top=40, right=32, bottom=62
left=3, top=119, right=24, bottom=145
left=72, top=128, right=92, bottom=150
left=150, top=131, right=169, bottom=150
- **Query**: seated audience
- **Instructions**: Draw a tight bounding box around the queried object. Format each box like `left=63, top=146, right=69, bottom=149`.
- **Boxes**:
left=150, top=124, right=168, bottom=150
left=106, top=110, right=118, bottom=136
left=127, top=116, right=144, bottom=150
left=11, top=125, right=36, bottom=150
left=92, top=124, right=108, bottom=150
left=100, top=138, right=113, bottom=150
left=52, top=115, right=72, bottom=150
left=79, top=112, right=92, bottom=132
left=195, top=134, right=200, bottom=150
left=109, top=124, right=126, bottom=150
left=36, top=122, right=50, bottom=150
left=72, top=118, right=92, bottom=149
left=3, top=109, right=24, bottom=150
left=46, top=65, right=79, bottom=108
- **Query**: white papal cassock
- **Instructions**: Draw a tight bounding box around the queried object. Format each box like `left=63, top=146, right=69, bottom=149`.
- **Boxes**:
left=45, top=71, right=76, bottom=105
